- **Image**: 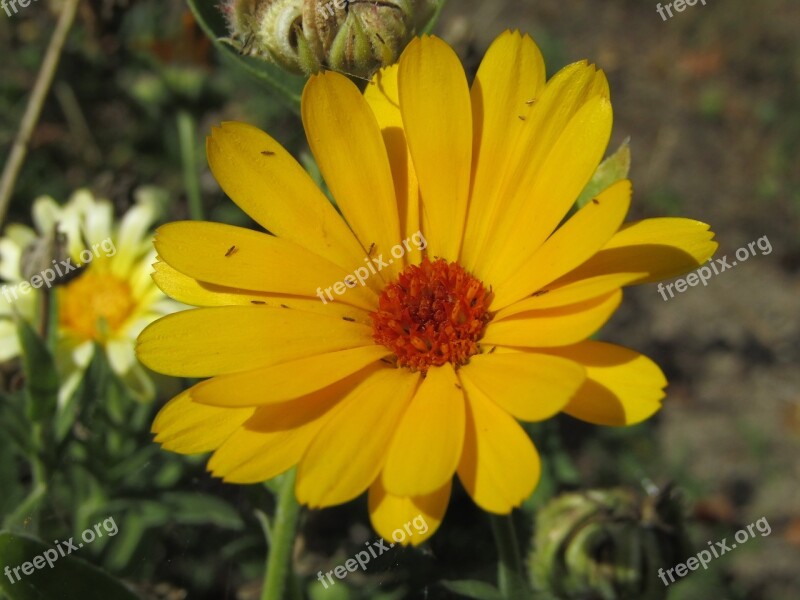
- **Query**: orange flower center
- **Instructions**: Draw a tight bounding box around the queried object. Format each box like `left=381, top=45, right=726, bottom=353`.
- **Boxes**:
left=59, top=271, right=135, bottom=342
left=371, top=257, right=493, bottom=373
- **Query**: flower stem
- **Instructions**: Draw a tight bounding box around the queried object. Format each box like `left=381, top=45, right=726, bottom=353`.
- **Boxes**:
left=0, top=0, right=81, bottom=222
left=177, top=110, right=204, bottom=221
left=261, top=469, right=301, bottom=600
left=489, top=512, right=530, bottom=600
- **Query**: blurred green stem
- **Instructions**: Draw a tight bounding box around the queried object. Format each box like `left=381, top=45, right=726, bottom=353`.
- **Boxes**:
left=490, top=513, right=531, bottom=600
left=177, top=110, right=204, bottom=221
left=0, top=0, right=81, bottom=223
left=261, top=469, right=300, bottom=600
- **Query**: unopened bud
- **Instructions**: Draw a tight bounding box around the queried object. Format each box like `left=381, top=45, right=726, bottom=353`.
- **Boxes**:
left=221, top=0, right=437, bottom=79
left=528, top=486, right=690, bottom=600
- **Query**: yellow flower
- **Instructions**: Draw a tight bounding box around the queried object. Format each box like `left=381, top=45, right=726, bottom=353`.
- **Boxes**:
left=0, top=189, right=181, bottom=403
left=138, top=31, right=717, bottom=544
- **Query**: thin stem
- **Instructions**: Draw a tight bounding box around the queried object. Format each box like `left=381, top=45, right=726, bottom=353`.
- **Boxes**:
left=177, top=110, right=204, bottom=221
left=0, top=0, right=81, bottom=223
left=489, top=512, right=530, bottom=600
left=261, top=469, right=301, bottom=600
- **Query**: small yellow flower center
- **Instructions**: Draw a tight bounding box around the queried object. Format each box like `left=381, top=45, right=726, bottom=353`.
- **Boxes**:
left=371, top=257, right=493, bottom=373
left=59, top=271, right=135, bottom=341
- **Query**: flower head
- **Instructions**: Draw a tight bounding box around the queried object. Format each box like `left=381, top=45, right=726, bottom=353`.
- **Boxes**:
left=0, top=189, right=180, bottom=403
left=138, top=32, right=717, bottom=543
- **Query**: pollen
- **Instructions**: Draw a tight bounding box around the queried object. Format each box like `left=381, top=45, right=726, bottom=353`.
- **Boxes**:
left=371, top=257, right=493, bottom=373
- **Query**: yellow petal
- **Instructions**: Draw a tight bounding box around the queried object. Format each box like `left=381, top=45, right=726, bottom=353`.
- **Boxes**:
left=559, top=218, right=718, bottom=285
left=382, top=363, right=464, bottom=496
left=495, top=273, right=641, bottom=318
left=483, top=290, right=622, bottom=347
left=193, top=346, right=391, bottom=407
left=492, top=179, right=631, bottom=309
left=457, top=382, right=540, bottom=513
left=207, top=374, right=355, bottom=483
left=364, top=65, right=422, bottom=266
left=482, top=94, right=614, bottom=283
left=152, top=387, right=255, bottom=454
left=136, top=306, right=373, bottom=377
left=461, top=31, right=546, bottom=271
left=540, top=341, right=667, bottom=426
left=206, top=122, right=373, bottom=287
left=459, top=352, right=585, bottom=421
left=155, top=221, right=377, bottom=310
left=296, top=368, right=420, bottom=507
left=368, top=476, right=450, bottom=546
left=470, top=61, right=608, bottom=277
left=152, top=259, right=373, bottom=322
left=302, top=72, right=402, bottom=281
left=398, top=36, right=472, bottom=261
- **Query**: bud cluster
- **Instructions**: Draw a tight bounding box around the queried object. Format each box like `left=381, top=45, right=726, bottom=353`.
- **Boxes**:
left=220, top=0, right=437, bottom=79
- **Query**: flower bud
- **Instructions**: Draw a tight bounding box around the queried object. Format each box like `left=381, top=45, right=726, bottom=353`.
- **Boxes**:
left=221, top=0, right=437, bottom=79
left=528, top=487, right=690, bottom=600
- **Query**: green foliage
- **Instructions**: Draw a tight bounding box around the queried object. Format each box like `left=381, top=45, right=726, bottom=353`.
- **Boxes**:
left=440, top=579, right=505, bottom=599
left=0, top=531, right=140, bottom=600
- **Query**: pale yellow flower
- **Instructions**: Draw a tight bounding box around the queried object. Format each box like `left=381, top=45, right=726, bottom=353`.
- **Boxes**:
left=0, top=188, right=181, bottom=403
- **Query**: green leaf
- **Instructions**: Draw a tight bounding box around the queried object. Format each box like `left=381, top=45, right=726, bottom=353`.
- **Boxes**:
left=15, top=317, right=58, bottom=424
left=0, top=391, right=34, bottom=456
left=185, top=0, right=305, bottom=112
left=0, top=531, right=140, bottom=600
left=575, top=138, right=631, bottom=209
left=440, top=580, right=505, bottom=600
left=161, top=492, right=245, bottom=530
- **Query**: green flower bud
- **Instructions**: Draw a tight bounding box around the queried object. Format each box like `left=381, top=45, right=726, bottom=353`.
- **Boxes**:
left=221, top=0, right=437, bottom=79
left=528, top=487, right=690, bottom=600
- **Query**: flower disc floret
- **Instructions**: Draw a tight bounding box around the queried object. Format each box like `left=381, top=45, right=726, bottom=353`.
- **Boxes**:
left=371, top=257, right=492, bottom=372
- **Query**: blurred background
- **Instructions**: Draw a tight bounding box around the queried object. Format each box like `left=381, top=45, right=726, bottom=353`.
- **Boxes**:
left=0, top=0, right=798, bottom=598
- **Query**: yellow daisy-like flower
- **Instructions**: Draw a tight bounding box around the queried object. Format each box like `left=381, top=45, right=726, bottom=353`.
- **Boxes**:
left=138, top=31, right=717, bottom=544
left=0, top=189, right=180, bottom=403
